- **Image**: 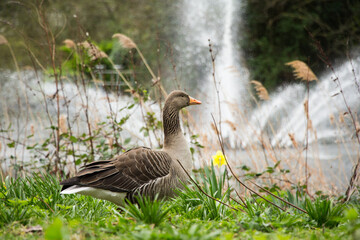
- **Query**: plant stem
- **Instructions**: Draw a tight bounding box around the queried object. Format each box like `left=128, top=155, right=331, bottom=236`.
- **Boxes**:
left=39, top=3, right=61, bottom=173
left=211, top=114, right=308, bottom=214
left=307, top=30, right=360, bottom=202
left=176, top=159, right=241, bottom=212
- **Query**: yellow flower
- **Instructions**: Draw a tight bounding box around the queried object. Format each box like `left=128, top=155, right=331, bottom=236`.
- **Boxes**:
left=212, top=151, right=227, bottom=167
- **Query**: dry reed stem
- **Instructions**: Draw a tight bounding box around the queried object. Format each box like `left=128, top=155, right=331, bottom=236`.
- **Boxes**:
left=208, top=39, right=223, bottom=137
left=303, top=100, right=309, bottom=120
left=59, top=77, right=77, bottom=172
left=230, top=196, right=246, bottom=208
left=59, top=114, right=68, bottom=134
left=251, top=80, right=269, bottom=100
left=288, top=133, right=298, bottom=149
left=307, top=30, right=360, bottom=200
left=176, top=159, right=242, bottom=212
left=37, top=4, right=62, bottom=174
left=112, top=33, right=167, bottom=98
left=286, top=60, right=318, bottom=82
left=211, top=115, right=290, bottom=213
left=210, top=113, right=309, bottom=213
left=192, top=88, right=343, bottom=194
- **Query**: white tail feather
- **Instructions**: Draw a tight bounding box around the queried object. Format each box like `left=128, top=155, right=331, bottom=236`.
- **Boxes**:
left=61, top=185, right=126, bottom=206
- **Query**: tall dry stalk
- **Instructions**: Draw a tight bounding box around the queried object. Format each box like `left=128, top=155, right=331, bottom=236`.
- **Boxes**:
left=167, top=41, right=181, bottom=89
left=211, top=115, right=307, bottom=214
left=112, top=33, right=172, bottom=147
left=37, top=2, right=62, bottom=173
left=59, top=76, right=78, bottom=172
left=286, top=60, right=318, bottom=190
left=307, top=30, right=360, bottom=201
left=112, top=33, right=167, bottom=98
left=78, top=46, right=95, bottom=161
left=79, top=39, right=125, bottom=153
left=346, top=40, right=360, bottom=95
left=0, top=35, right=20, bottom=177
left=208, top=39, right=223, bottom=137
left=0, top=34, right=36, bottom=177
left=128, top=48, right=155, bottom=147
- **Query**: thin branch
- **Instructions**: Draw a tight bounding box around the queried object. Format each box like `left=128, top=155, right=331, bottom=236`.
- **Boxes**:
left=176, top=159, right=242, bottom=212
left=234, top=188, right=247, bottom=208
left=306, top=30, right=360, bottom=202
left=248, top=180, right=308, bottom=214
left=208, top=39, right=222, bottom=136
left=211, top=114, right=287, bottom=212
left=36, top=196, right=54, bottom=213
left=230, top=196, right=246, bottom=208
left=212, top=113, right=307, bottom=213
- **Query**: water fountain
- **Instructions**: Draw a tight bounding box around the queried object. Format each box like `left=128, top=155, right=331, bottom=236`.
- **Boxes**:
left=176, top=0, right=359, bottom=190
left=0, top=0, right=359, bottom=191
left=178, top=0, right=249, bottom=142
left=177, top=0, right=359, bottom=148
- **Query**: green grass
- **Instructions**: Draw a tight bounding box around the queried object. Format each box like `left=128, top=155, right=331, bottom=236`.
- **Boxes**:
left=0, top=172, right=359, bottom=240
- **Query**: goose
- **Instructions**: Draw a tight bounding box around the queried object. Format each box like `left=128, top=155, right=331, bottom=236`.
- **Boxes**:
left=60, top=90, right=201, bottom=205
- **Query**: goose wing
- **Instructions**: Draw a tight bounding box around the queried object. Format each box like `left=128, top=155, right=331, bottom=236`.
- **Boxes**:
left=60, top=147, right=172, bottom=193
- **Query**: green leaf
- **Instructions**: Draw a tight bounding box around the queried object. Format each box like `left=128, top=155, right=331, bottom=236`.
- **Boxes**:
left=124, top=138, right=131, bottom=145
left=241, top=165, right=250, bottom=171
left=7, top=141, right=15, bottom=148
left=75, top=159, right=82, bottom=165
left=345, top=208, right=359, bottom=221
left=45, top=218, right=67, bottom=240
left=69, top=135, right=78, bottom=143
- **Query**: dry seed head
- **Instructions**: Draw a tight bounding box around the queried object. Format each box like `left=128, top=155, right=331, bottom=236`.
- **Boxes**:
left=0, top=142, right=2, bottom=152
left=79, top=41, right=107, bottom=61
left=30, top=125, right=35, bottom=135
left=286, top=60, right=318, bottom=82
left=0, top=35, right=8, bottom=45
left=63, top=39, right=76, bottom=49
left=251, top=80, right=269, bottom=100
left=112, top=33, right=137, bottom=49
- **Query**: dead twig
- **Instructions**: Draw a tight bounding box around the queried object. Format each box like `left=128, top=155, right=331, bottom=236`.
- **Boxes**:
left=176, top=159, right=243, bottom=212
left=211, top=114, right=308, bottom=214
left=306, top=30, right=360, bottom=202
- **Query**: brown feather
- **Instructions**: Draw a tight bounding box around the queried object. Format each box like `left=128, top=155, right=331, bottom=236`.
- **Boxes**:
left=61, top=147, right=172, bottom=193
left=60, top=90, right=200, bottom=205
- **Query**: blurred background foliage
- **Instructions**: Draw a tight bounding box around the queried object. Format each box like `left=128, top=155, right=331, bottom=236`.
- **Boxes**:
left=242, top=0, right=360, bottom=90
left=0, top=0, right=359, bottom=91
left=0, top=0, right=180, bottom=89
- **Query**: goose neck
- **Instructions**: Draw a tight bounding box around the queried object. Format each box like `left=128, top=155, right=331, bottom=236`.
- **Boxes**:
left=163, top=104, right=181, bottom=145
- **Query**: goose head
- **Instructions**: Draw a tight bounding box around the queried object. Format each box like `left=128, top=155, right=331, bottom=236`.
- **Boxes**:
left=164, top=90, right=201, bottom=111
left=163, top=90, right=201, bottom=140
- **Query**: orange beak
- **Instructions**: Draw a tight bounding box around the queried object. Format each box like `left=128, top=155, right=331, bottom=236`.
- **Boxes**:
left=189, top=96, right=202, bottom=105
